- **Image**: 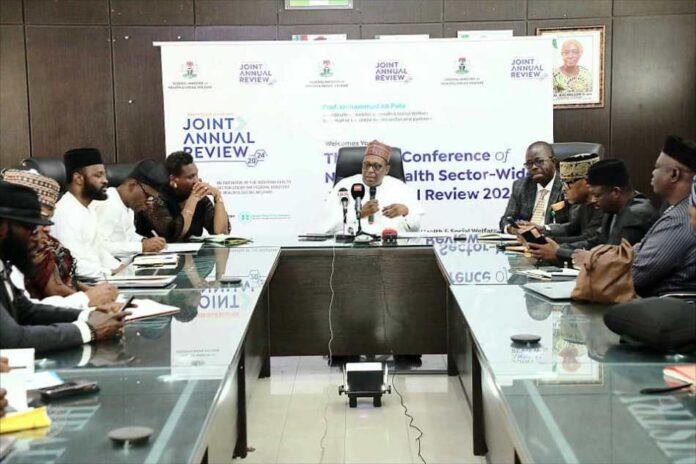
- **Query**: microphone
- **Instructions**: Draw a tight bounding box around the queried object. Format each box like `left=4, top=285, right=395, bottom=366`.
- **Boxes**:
left=351, top=183, right=365, bottom=233
left=381, top=228, right=397, bottom=245
left=338, top=187, right=349, bottom=224
left=368, top=186, right=376, bottom=224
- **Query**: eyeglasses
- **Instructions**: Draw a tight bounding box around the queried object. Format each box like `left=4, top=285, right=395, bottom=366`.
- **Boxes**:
left=136, top=182, right=155, bottom=202
left=362, top=162, right=386, bottom=172
left=523, top=158, right=549, bottom=169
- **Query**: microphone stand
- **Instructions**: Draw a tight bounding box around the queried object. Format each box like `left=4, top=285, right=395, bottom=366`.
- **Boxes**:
left=335, top=201, right=355, bottom=243
left=353, top=199, right=379, bottom=242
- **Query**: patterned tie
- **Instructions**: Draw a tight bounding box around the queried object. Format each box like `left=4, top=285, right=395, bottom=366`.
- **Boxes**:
left=530, top=189, right=548, bottom=225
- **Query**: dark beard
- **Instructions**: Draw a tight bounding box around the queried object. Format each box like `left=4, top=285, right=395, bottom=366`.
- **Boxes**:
left=84, top=182, right=107, bottom=201
left=3, top=226, right=35, bottom=276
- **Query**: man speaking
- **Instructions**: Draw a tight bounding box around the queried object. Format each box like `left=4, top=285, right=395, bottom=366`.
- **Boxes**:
left=322, top=140, right=424, bottom=235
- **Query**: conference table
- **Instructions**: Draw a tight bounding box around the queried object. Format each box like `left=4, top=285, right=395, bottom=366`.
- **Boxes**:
left=3, top=236, right=694, bottom=464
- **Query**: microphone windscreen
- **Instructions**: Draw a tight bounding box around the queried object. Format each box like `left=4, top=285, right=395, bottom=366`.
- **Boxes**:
left=338, top=187, right=349, bottom=199
left=369, top=186, right=376, bottom=199
left=381, top=228, right=398, bottom=239
left=351, top=183, right=365, bottom=199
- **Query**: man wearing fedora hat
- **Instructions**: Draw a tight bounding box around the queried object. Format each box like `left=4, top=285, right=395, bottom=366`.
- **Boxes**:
left=0, top=181, right=128, bottom=351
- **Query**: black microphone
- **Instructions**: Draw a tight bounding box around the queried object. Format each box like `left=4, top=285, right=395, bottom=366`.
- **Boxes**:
left=351, top=183, right=365, bottom=227
left=338, top=187, right=349, bottom=225
left=368, top=186, right=376, bottom=224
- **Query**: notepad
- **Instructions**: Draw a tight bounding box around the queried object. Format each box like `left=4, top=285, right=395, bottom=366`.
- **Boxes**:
left=125, top=299, right=180, bottom=322
left=0, top=407, right=51, bottom=434
left=101, top=275, right=176, bottom=288
left=158, top=243, right=203, bottom=254
left=132, top=254, right=179, bottom=267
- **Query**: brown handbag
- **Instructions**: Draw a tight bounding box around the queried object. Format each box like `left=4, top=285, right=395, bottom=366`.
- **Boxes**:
left=571, top=239, right=636, bottom=304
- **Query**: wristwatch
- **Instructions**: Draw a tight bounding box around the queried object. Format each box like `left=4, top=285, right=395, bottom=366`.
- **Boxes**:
left=86, top=322, right=97, bottom=343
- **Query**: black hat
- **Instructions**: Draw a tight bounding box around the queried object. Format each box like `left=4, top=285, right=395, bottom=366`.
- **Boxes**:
left=663, top=135, right=696, bottom=171
left=64, top=148, right=104, bottom=181
left=0, top=180, right=52, bottom=226
left=587, top=159, right=630, bottom=188
left=129, top=159, right=168, bottom=190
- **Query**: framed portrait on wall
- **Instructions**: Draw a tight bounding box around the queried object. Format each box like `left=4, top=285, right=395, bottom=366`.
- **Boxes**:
left=536, top=25, right=606, bottom=109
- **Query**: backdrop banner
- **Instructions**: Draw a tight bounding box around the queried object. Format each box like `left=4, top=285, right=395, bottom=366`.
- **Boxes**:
left=157, top=38, right=553, bottom=235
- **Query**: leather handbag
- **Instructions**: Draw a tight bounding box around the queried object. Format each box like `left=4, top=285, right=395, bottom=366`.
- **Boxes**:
left=571, top=239, right=636, bottom=304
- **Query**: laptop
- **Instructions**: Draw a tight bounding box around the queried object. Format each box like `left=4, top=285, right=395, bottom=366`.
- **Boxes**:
left=522, top=280, right=576, bottom=300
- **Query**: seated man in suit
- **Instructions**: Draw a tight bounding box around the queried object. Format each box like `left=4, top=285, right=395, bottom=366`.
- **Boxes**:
left=322, top=140, right=424, bottom=235
left=500, top=141, right=568, bottom=232
left=0, top=181, right=128, bottom=352
left=632, top=135, right=696, bottom=296
left=91, top=159, right=168, bottom=256
left=531, top=159, right=658, bottom=263
left=521, top=153, right=603, bottom=262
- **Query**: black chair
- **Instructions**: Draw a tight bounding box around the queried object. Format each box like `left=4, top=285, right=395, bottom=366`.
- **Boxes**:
left=334, top=146, right=405, bottom=186
left=551, top=142, right=605, bottom=161
left=106, top=163, right=136, bottom=188
left=21, top=157, right=67, bottom=192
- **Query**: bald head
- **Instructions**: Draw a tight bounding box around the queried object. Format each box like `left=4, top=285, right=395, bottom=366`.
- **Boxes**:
left=524, top=141, right=556, bottom=186
left=651, top=152, right=695, bottom=204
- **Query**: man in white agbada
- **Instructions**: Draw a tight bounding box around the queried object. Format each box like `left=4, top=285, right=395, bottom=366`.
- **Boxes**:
left=322, top=140, right=423, bottom=235
left=90, top=159, right=167, bottom=256
left=52, top=148, right=124, bottom=279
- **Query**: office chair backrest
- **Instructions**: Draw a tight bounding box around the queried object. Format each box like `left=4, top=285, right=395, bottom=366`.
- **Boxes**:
left=106, top=163, right=137, bottom=188
left=21, top=157, right=67, bottom=192
left=551, top=142, right=605, bottom=161
left=334, top=146, right=405, bottom=186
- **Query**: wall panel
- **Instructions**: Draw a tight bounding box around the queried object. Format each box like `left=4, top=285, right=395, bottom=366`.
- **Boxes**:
left=26, top=26, right=116, bottom=161
left=361, top=0, right=442, bottom=24
left=196, top=0, right=277, bottom=26
left=0, top=25, right=30, bottom=166
left=110, top=0, right=194, bottom=26
left=278, top=24, right=360, bottom=40
left=24, top=0, right=109, bottom=24
left=195, top=26, right=277, bottom=41
left=279, top=0, right=360, bottom=25
left=444, top=0, right=526, bottom=22
left=611, top=14, right=696, bottom=196
left=112, top=26, right=194, bottom=163
left=614, top=0, right=696, bottom=16
left=0, top=0, right=23, bottom=24
left=527, top=0, right=612, bottom=20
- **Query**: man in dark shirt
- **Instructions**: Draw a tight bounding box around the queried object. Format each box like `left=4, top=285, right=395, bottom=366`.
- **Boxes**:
left=529, top=159, right=658, bottom=262
left=632, top=135, right=696, bottom=296
left=0, top=181, right=127, bottom=352
left=500, top=141, right=569, bottom=232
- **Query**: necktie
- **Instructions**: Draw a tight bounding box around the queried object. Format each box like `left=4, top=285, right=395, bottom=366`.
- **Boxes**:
left=530, top=189, right=548, bottom=225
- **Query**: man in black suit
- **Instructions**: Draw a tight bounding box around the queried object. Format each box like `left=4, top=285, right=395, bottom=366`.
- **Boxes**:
left=0, top=181, right=128, bottom=352
left=500, top=141, right=568, bottom=232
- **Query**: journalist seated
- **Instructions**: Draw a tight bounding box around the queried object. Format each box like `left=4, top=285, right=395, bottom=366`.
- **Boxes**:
left=0, top=181, right=128, bottom=352
left=1, top=169, right=117, bottom=309
left=500, top=141, right=568, bottom=232
left=136, top=151, right=230, bottom=242
left=632, top=135, right=696, bottom=296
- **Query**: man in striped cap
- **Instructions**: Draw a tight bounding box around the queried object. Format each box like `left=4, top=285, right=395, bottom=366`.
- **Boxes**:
left=526, top=153, right=604, bottom=262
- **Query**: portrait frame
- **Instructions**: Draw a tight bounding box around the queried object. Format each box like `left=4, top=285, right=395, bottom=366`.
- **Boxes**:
left=536, top=25, right=606, bottom=109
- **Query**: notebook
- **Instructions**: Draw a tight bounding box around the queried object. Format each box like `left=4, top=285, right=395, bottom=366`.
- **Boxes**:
left=125, top=299, right=180, bottom=322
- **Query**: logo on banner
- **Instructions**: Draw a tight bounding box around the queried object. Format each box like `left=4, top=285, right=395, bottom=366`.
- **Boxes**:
left=374, top=60, right=412, bottom=83
left=168, top=60, right=211, bottom=90
left=182, top=115, right=267, bottom=164
left=237, top=211, right=290, bottom=224
left=320, top=59, right=334, bottom=77
left=182, top=61, right=198, bottom=79
left=306, top=58, right=347, bottom=88
left=441, top=56, right=483, bottom=86
left=239, top=62, right=275, bottom=85
left=510, top=57, right=548, bottom=80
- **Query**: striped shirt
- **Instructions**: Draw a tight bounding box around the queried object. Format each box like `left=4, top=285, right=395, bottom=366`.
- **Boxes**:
left=632, top=196, right=696, bottom=296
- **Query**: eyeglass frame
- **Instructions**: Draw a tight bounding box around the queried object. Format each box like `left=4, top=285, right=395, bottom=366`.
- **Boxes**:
left=523, top=158, right=552, bottom=170
left=362, top=161, right=387, bottom=172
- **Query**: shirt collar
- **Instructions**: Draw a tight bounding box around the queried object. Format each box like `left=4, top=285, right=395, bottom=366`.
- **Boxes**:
left=537, top=171, right=556, bottom=193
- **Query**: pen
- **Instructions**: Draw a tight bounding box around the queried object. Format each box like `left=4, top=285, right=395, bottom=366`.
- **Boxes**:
left=121, top=296, right=136, bottom=312
left=151, top=230, right=159, bottom=237
left=8, top=365, right=27, bottom=370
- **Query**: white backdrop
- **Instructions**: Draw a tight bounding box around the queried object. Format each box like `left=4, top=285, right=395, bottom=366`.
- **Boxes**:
left=158, top=38, right=553, bottom=235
